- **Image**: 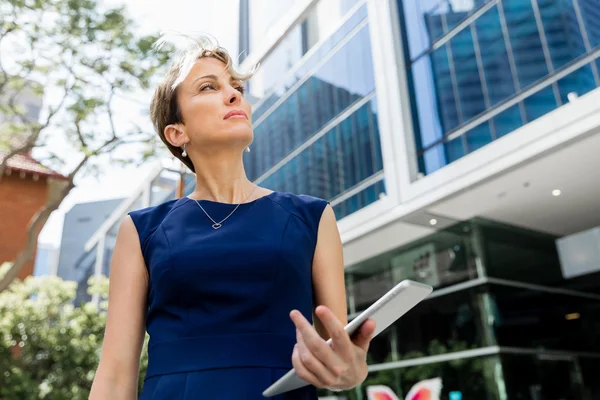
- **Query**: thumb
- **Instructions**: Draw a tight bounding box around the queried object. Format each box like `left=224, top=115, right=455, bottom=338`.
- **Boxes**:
left=352, top=318, right=376, bottom=351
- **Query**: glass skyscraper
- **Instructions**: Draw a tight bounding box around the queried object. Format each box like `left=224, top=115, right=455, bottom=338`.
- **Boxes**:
left=238, top=1, right=600, bottom=398
left=401, top=0, right=600, bottom=175
left=243, top=2, right=386, bottom=219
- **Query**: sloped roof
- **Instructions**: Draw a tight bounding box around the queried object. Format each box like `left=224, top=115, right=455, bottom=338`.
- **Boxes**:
left=2, top=152, right=68, bottom=180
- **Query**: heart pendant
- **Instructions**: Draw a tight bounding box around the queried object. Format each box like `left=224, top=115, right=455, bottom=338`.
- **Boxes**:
left=212, top=223, right=222, bottom=230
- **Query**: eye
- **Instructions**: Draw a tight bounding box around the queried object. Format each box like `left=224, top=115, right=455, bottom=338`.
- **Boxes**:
left=199, top=83, right=216, bottom=92
left=234, top=85, right=245, bottom=95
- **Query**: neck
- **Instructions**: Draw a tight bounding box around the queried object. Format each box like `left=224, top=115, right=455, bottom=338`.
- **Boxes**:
left=189, top=148, right=254, bottom=203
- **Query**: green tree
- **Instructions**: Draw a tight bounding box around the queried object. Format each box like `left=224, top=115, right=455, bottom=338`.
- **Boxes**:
left=0, top=0, right=171, bottom=292
left=0, top=263, right=148, bottom=399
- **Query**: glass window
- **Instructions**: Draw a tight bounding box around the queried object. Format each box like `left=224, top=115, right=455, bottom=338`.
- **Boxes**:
left=258, top=97, right=383, bottom=209
left=249, top=0, right=296, bottom=51
left=248, top=0, right=364, bottom=104
left=248, top=24, right=375, bottom=182
left=479, top=219, right=564, bottom=285
left=346, top=222, right=480, bottom=313
left=400, top=0, right=495, bottom=60
left=489, top=284, right=600, bottom=353
left=500, top=353, right=599, bottom=400
left=371, top=287, right=494, bottom=363
left=400, top=0, right=600, bottom=176
left=245, top=3, right=383, bottom=218
left=493, top=104, right=524, bottom=138
left=249, top=24, right=305, bottom=101
left=465, top=122, right=493, bottom=152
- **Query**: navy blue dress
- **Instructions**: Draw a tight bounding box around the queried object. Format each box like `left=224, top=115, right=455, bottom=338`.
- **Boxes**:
left=128, top=191, right=328, bottom=399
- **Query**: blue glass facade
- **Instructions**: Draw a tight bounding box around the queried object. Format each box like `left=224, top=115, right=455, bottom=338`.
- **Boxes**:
left=399, top=0, right=600, bottom=175
left=245, top=3, right=385, bottom=219
left=247, top=0, right=362, bottom=103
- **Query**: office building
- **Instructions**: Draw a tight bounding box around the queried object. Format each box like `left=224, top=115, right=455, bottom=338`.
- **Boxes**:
left=33, top=243, right=59, bottom=277
left=239, top=1, right=600, bottom=398
left=57, top=199, right=124, bottom=282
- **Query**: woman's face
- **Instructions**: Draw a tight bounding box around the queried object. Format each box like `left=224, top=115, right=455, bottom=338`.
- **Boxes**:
left=175, top=57, right=252, bottom=151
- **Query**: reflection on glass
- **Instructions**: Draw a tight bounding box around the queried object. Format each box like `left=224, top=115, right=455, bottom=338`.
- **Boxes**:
left=346, top=223, right=480, bottom=313
left=500, top=353, right=594, bottom=400
left=357, top=286, right=492, bottom=364
left=399, top=0, right=600, bottom=175
left=480, top=219, right=563, bottom=285
left=250, top=25, right=375, bottom=181
left=489, top=285, right=600, bottom=353
left=257, top=97, right=383, bottom=210
left=249, top=2, right=366, bottom=112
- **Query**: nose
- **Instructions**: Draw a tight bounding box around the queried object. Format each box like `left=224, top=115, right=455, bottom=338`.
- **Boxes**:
left=226, top=85, right=240, bottom=105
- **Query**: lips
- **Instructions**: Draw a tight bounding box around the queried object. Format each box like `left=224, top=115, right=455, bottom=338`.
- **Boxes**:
left=224, top=110, right=248, bottom=120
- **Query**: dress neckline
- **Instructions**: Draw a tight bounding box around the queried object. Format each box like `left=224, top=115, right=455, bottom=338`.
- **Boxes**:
left=182, top=191, right=277, bottom=206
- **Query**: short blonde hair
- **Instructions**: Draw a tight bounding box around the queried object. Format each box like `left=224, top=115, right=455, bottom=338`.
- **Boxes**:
left=150, top=34, right=255, bottom=173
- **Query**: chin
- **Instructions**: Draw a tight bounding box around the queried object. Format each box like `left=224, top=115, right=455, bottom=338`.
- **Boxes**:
left=217, top=128, right=253, bottom=148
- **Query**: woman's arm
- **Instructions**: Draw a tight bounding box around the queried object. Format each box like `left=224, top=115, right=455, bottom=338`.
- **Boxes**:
left=311, top=205, right=348, bottom=338
left=289, top=204, right=375, bottom=391
left=89, top=216, right=148, bottom=400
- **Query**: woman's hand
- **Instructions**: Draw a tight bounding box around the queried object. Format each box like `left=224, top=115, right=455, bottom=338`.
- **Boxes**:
left=290, top=305, right=376, bottom=391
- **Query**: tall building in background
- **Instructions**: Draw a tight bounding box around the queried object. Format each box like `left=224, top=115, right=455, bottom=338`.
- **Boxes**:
left=33, top=243, right=59, bottom=277
left=69, top=164, right=189, bottom=304
left=239, top=0, right=600, bottom=399
left=56, top=198, right=123, bottom=284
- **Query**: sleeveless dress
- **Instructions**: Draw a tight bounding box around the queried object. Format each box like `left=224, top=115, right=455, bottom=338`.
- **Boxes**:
left=128, top=191, right=328, bottom=399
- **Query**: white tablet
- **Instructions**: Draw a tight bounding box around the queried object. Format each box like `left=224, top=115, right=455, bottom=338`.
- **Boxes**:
left=262, top=280, right=433, bottom=397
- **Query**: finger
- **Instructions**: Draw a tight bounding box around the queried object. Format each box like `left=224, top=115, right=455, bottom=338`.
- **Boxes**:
left=314, top=306, right=354, bottom=360
left=352, top=318, right=376, bottom=352
left=292, top=344, right=328, bottom=388
left=296, top=329, right=342, bottom=387
left=290, top=310, right=338, bottom=367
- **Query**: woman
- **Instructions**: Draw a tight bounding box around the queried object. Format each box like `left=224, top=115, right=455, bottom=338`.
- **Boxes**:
left=89, top=36, right=375, bottom=399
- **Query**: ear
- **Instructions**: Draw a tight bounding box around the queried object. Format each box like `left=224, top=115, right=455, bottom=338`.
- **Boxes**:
left=164, top=124, right=188, bottom=147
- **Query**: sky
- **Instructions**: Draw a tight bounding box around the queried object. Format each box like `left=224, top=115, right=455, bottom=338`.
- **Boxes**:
left=37, top=0, right=240, bottom=246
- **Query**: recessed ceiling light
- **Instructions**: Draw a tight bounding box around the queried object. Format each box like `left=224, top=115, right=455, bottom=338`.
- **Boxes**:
left=429, top=218, right=438, bottom=226
left=565, top=312, right=580, bottom=320
left=552, top=189, right=562, bottom=197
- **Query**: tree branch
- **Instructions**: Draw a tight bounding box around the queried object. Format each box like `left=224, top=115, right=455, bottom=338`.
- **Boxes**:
left=106, top=86, right=117, bottom=139
left=0, top=74, right=74, bottom=177
left=74, top=120, right=88, bottom=149
left=39, top=77, right=73, bottom=131
left=0, top=26, right=15, bottom=93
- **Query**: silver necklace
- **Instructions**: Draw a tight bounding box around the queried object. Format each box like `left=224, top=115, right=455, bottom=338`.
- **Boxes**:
left=191, top=185, right=259, bottom=230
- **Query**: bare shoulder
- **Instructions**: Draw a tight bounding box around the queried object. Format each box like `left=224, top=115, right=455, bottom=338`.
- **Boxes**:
left=118, top=215, right=142, bottom=248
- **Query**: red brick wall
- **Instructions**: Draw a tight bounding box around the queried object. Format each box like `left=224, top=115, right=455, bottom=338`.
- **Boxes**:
left=0, top=173, right=49, bottom=280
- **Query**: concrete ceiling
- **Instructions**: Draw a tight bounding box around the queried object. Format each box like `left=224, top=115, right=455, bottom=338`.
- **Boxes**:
left=421, top=130, right=600, bottom=236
